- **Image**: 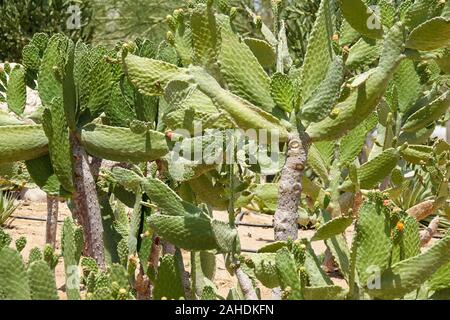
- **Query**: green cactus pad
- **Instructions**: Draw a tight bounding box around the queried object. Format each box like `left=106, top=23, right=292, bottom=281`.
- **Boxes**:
left=340, top=112, right=378, bottom=165
left=22, top=44, right=41, bottom=71
left=406, top=17, right=450, bottom=51
left=367, top=234, right=450, bottom=299
left=402, top=91, right=450, bottom=132
left=429, top=259, right=450, bottom=292
left=25, top=154, right=62, bottom=196
left=357, top=148, right=399, bottom=190
left=270, top=73, right=294, bottom=113
left=27, top=260, right=58, bottom=300
left=354, top=201, right=392, bottom=286
left=15, top=236, right=27, bottom=253
left=306, top=23, right=404, bottom=141
left=394, top=60, right=421, bottom=113
left=303, top=285, right=346, bottom=300
left=0, top=247, right=31, bottom=299
left=191, top=4, right=220, bottom=73
left=148, top=213, right=217, bottom=251
left=188, top=174, right=229, bottom=210
left=28, top=247, right=43, bottom=265
left=200, top=285, right=217, bottom=300
left=142, top=177, right=185, bottom=216
left=124, top=54, right=190, bottom=96
left=0, top=125, right=48, bottom=164
left=216, top=14, right=275, bottom=113
left=252, top=253, right=279, bottom=289
left=303, top=240, right=333, bottom=287
left=81, top=124, right=170, bottom=163
left=244, top=38, right=276, bottom=68
left=153, top=254, right=185, bottom=300
left=339, top=0, right=384, bottom=39
left=42, top=98, right=74, bottom=192
left=299, top=0, right=333, bottom=104
left=6, top=65, right=26, bottom=116
left=62, top=217, right=82, bottom=300
left=275, top=247, right=302, bottom=300
left=301, top=56, right=344, bottom=123
left=325, top=235, right=351, bottom=280
left=311, top=217, right=353, bottom=242
left=400, top=144, right=434, bottom=164
left=38, top=34, right=64, bottom=107
left=191, top=251, right=217, bottom=297
left=346, top=38, right=381, bottom=70
left=187, top=65, right=290, bottom=142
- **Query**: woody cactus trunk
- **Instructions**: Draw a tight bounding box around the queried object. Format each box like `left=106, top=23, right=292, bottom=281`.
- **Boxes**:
left=45, top=196, right=59, bottom=248
left=274, top=133, right=310, bottom=241
left=37, top=34, right=107, bottom=268
left=0, top=33, right=109, bottom=268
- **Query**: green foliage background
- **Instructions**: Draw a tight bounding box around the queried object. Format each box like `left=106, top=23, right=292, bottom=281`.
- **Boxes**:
left=0, top=0, right=96, bottom=62
left=0, top=0, right=322, bottom=63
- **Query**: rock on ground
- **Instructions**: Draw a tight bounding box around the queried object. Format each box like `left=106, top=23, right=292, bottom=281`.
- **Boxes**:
left=20, top=187, right=47, bottom=202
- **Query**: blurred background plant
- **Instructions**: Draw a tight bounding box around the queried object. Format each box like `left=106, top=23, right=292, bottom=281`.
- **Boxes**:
left=88, top=0, right=324, bottom=62
left=0, top=191, right=19, bottom=225
left=91, top=0, right=186, bottom=45
left=0, top=0, right=96, bottom=62
left=0, top=0, right=324, bottom=64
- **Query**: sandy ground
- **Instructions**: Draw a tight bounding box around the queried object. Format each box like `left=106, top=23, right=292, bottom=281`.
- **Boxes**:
left=3, top=201, right=70, bottom=299
left=2, top=199, right=437, bottom=300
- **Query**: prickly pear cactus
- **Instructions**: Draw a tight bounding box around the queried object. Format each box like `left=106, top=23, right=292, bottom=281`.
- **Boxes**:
left=1, top=0, right=450, bottom=302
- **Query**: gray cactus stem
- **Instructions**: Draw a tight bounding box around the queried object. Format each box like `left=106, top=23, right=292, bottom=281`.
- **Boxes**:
left=89, top=156, right=103, bottom=181
left=45, top=195, right=59, bottom=248
left=225, top=161, right=258, bottom=299
left=274, top=132, right=310, bottom=241
left=420, top=216, right=440, bottom=246
left=70, top=132, right=106, bottom=269
left=235, top=266, right=258, bottom=300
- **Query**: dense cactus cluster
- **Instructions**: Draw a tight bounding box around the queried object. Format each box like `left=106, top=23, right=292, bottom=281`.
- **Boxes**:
left=1, top=0, right=450, bottom=300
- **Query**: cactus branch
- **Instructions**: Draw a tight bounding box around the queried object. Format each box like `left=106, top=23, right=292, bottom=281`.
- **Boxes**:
left=407, top=200, right=436, bottom=221
left=235, top=266, right=258, bottom=300
left=89, top=156, right=103, bottom=181
left=45, top=196, right=59, bottom=248
left=420, top=217, right=440, bottom=246
left=274, top=132, right=310, bottom=241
